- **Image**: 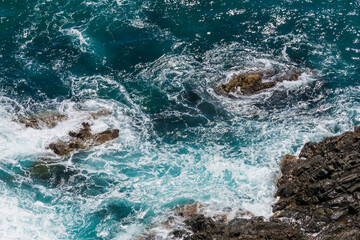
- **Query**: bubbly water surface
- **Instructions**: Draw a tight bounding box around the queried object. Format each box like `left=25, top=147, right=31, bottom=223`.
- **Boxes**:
left=1, top=0, right=360, bottom=239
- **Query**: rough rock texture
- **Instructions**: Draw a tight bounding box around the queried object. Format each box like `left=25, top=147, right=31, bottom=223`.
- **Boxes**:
left=19, top=113, right=68, bottom=129
left=47, top=122, right=119, bottom=156
left=138, top=203, right=303, bottom=240
left=19, top=109, right=112, bottom=129
left=162, top=202, right=303, bottom=240
left=90, top=109, right=112, bottom=119
left=162, top=127, right=360, bottom=240
left=214, top=71, right=301, bottom=97
left=273, top=126, right=360, bottom=239
left=177, top=215, right=304, bottom=240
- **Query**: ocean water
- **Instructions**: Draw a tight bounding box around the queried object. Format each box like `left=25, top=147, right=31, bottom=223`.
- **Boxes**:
left=1, top=0, right=360, bottom=239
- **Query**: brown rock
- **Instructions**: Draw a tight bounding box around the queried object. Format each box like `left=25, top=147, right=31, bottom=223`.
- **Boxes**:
left=175, top=203, right=205, bottom=217
left=289, top=72, right=301, bottom=81
left=19, top=109, right=112, bottom=129
left=93, top=129, right=120, bottom=145
left=280, top=154, right=298, bottom=174
left=214, top=73, right=276, bottom=96
left=19, top=113, right=68, bottom=129
left=90, top=109, right=112, bottom=119
left=69, top=122, right=92, bottom=140
left=47, top=122, right=119, bottom=156
left=48, top=142, right=74, bottom=156
left=214, top=70, right=303, bottom=97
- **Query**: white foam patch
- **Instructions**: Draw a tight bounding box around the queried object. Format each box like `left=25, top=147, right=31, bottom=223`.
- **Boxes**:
left=70, top=75, right=121, bottom=98
left=60, top=27, right=91, bottom=53
left=2, top=0, right=359, bottom=238
left=0, top=185, right=67, bottom=240
left=276, top=72, right=316, bottom=89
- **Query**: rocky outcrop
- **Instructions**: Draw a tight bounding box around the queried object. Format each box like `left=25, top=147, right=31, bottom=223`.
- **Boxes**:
left=18, top=109, right=112, bottom=129
left=165, top=203, right=303, bottom=240
left=19, top=113, right=68, bottom=129
left=138, top=202, right=303, bottom=240
left=273, top=126, right=360, bottom=239
left=89, top=109, right=112, bottom=120
left=158, top=127, right=360, bottom=239
left=214, top=70, right=301, bottom=97
left=18, top=109, right=117, bottom=155
left=27, top=109, right=117, bottom=184
left=176, top=215, right=304, bottom=240
left=47, top=122, right=119, bottom=156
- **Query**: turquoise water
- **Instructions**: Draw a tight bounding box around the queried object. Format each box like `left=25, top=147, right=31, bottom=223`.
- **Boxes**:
left=1, top=0, right=360, bottom=239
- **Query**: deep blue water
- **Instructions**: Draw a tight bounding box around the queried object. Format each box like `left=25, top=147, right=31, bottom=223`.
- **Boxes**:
left=0, top=0, right=360, bottom=239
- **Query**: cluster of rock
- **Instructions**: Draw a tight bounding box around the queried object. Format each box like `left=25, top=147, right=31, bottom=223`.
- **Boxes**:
left=20, top=109, right=119, bottom=181
left=213, top=70, right=301, bottom=97
left=19, top=113, right=68, bottom=129
left=18, top=109, right=112, bottom=129
left=18, top=109, right=118, bottom=156
left=165, top=203, right=304, bottom=240
left=24, top=70, right=360, bottom=239
left=47, top=122, right=119, bottom=156
left=174, top=215, right=304, bottom=240
left=150, top=127, right=360, bottom=239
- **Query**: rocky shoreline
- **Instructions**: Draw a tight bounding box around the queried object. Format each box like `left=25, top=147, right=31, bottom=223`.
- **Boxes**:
left=149, top=127, right=360, bottom=239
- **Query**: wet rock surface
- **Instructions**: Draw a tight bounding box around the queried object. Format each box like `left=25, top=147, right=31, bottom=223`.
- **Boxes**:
left=161, top=127, right=360, bottom=239
left=177, top=215, right=304, bottom=240
left=28, top=110, right=117, bottom=184
left=19, top=113, right=68, bottom=129
left=90, top=109, right=112, bottom=119
left=47, top=122, right=119, bottom=156
left=18, top=109, right=112, bottom=129
left=214, top=70, right=301, bottom=97
left=26, top=109, right=117, bottom=184
left=273, top=126, right=360, bottom=239
left=139, top=204, right=303, bottom=240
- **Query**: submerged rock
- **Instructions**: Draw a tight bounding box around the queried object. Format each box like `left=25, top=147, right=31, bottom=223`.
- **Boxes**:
left=47, top=122, right=119, bottom=156
left=29, top=160, right=80, bottom=184
left=214, top=70, right=301, bottom=97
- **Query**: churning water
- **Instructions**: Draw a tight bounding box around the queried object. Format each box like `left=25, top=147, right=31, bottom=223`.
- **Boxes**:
left=1, top=0, right=360, bottom=239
